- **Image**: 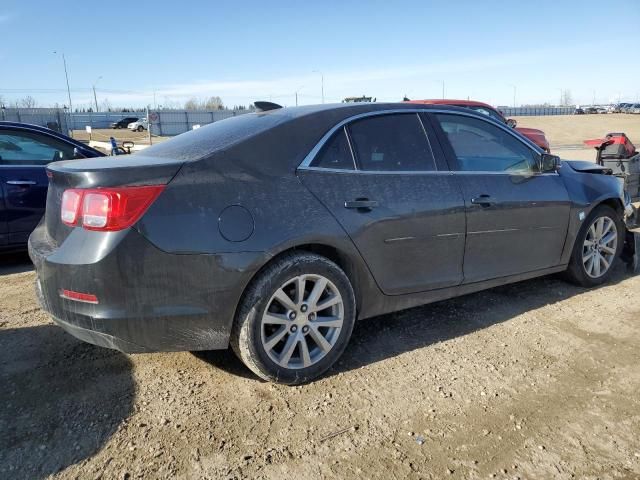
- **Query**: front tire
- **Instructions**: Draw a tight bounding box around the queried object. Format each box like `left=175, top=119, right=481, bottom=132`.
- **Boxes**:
left=230, top=252, right=356, bottom=385
left=565, top=205, right=623, bottom=287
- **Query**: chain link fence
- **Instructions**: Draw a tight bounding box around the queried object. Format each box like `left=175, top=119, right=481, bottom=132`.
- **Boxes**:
left=149, top=110, right=248, bottom=136
left=499, top=106, right=574, bottom=116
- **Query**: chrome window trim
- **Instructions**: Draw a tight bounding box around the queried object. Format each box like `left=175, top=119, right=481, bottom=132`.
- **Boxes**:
left=414, top=112, right=438, bottom=171
left=343, top=125, right=357, bottom=170
left=297, top=108, right=544, bottom=172
left=300, top=166, right=559, bottom=177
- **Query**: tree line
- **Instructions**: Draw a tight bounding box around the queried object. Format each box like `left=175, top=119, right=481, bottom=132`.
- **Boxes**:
left=0, top=94, right=258, bottom=112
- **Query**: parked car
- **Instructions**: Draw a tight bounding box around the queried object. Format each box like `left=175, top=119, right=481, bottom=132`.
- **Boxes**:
left=111, top=117, right=139, bottom=129
left=584, top=107, right=598, bottom=114
left=575, top=107, right=585, bottom=115
left=29, top=103, right=634, bottom=384
left=0, top=122, right=104, bottom=250
left=620, top=103, right=633, bottom=113
left=406, top=99, right=551, bottom=152
left=128, top=118, right=148, bottom=132
left=596, top=107, right=608, bottom=114
left=630, top=104, right=640, bottom=114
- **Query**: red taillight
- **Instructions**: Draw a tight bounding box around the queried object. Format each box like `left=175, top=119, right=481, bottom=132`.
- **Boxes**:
left=59, top=289, right=99, bottom=304
left=60, top=185, right=164, bottom=231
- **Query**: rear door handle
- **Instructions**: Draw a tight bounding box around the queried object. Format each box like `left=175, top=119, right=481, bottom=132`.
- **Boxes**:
left=345, top=199, right=378, bottom=210
left=6, top=180, right=37, bottom=186
left=470, top=194, right=495, bottom=207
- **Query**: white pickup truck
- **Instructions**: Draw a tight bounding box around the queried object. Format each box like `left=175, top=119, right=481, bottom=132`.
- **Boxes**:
left=128, top=118, right=148, bottom=132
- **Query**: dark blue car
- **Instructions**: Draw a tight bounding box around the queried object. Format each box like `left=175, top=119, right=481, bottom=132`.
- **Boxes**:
left=0, top=122, right=104, bottom=250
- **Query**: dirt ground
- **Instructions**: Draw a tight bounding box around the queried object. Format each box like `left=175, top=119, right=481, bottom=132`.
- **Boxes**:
left=72, top=128, right=162, bottom=145
left=515, top=113, right=640, bottom=161
left=1, top=251, right=639, bottom=479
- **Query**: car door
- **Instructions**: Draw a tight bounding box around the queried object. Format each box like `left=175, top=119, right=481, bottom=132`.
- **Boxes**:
left=430, top=112, right=571, bottom=283
left=0, top=179, right=8, bottom=247
left=0, top=128, right=76, bottom=245
left=298, top=112, right=466, bottom=295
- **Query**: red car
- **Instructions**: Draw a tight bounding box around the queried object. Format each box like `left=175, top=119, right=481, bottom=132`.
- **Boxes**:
left=406, top=99, right=551, bottom=152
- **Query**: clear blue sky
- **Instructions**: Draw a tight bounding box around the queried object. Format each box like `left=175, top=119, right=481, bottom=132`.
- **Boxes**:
left=1, top=0, right=639, bottom=109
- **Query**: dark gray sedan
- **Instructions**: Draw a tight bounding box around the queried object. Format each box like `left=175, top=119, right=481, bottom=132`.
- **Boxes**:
left=29, top=103, right=633, bottom=384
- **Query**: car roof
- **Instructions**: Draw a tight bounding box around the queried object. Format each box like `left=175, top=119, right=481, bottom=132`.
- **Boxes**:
left=0, top=121, right=103, bottom=155
left=246, top=101, right=484, bottom=119
left=0, top=120, right=69, bottom=135
left=141, top=101, right=495, bottom=166
left=406, top=99, right=496, bottom=109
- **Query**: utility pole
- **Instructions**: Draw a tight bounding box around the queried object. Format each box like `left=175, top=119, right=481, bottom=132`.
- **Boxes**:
left=294, top=85, right=304, bottom=106
left=92, top=76, right=102, bottom=112
left=442, top=80, right=445, bottom=99
left=312, top=70, right=324, bottom=104
left=146, top=105, right=152, bottom=145
left=509, top=84, right=517, bottom=108
left=54, top=51, right=74, bottom=135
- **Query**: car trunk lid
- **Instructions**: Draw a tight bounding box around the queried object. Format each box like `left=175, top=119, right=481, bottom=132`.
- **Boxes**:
left=44, top=155, right=184, bottom=245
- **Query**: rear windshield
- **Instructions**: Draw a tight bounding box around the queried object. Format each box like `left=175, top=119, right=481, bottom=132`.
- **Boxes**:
left=140, top=111, right=289, bottom=161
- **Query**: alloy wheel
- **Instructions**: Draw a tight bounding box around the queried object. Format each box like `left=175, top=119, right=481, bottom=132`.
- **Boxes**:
left=260, top=274, right=344, bottom=369
left=582, top=215, right=617, bottom=278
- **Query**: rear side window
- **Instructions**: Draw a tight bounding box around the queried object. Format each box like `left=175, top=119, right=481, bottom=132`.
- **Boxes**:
left=348, top=114, right=436, bottom=171
left=311, top=128, right=354, bottom=170
left=435, top=114, right=539, bottom=173
left=0, top=130, right=76, bottom=165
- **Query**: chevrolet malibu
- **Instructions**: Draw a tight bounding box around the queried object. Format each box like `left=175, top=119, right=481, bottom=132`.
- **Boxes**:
left=29, top=103, right=630, bottom=384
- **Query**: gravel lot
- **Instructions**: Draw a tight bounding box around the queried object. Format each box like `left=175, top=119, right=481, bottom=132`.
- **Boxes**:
left=1, top=252, right=639, bottom=479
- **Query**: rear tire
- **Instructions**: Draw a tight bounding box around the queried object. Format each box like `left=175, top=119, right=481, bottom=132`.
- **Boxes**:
left=564, top=205, right=623, bottom=287
left=230, top=252, right=356, bottom=385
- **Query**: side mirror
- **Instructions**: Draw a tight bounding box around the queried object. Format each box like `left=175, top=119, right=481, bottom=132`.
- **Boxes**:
left=506, top=118, right=517, bottom=128
left=541, top=153, right=561, bottom=173
left=73, top=147, right=83, bottom=159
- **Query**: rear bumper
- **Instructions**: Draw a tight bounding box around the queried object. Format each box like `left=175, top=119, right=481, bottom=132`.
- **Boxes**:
left=29, top=223, right=266, bottom=353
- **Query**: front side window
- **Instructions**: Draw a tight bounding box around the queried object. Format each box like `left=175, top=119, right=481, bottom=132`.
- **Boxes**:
left=435, top=114, right=539, bottom=173
left=311, top=128, right=354, bottom=170
left=348, top=114, right=436, bottom=172
left=0, top=130, right=76, bottom=165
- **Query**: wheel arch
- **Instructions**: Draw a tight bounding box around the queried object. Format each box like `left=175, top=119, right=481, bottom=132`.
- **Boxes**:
left=233, top=241, right=376, bottom=325
left=597, top=197, right=624, bottom=217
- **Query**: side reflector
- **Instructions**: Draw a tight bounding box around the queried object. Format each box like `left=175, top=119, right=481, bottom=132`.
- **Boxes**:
left=59, top=289, right=99, bottom=304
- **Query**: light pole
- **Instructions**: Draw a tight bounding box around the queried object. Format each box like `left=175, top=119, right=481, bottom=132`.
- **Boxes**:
left=294, top=85, right=304, bottom=106
left=441, top=80, right=445, bottom=99
left=312, top=70, right=324, bottom=104
left=509, top=84, right=517, bottom=108
left=92, top=76, right=102, bottom=112
left=53, top=51, right=73, bottom=114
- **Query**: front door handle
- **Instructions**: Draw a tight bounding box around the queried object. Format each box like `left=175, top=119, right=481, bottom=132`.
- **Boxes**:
left=6, top=180, right=37, bottom=186
left=470, top=194, right=495, bottom=207
left=345, top=199, right=378, bottom=210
